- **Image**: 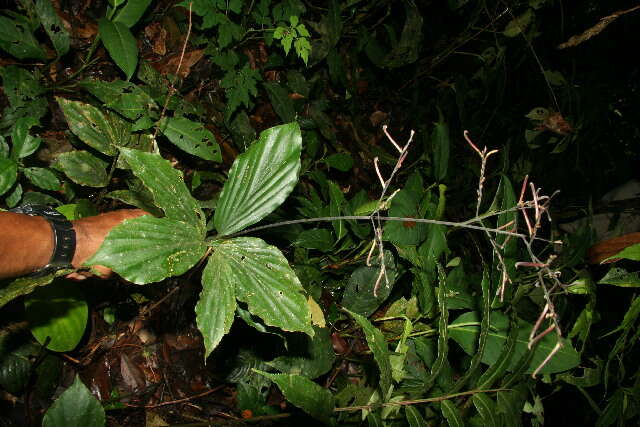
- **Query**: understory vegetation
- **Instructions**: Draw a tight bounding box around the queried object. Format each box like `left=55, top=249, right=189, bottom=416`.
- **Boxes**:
left=1, top=0, right=639, bottom=425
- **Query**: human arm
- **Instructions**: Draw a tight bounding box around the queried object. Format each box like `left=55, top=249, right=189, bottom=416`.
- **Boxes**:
left=0, top=209, right=148, bottom=280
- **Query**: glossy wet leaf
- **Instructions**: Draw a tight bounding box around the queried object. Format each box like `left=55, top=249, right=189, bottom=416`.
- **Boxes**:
left=54, top=151, right=109, bottom=187
left=11, top=117, right=41, bottom=160
left=205, top=238, right=313, bottom=345
left=254, top=370, right=334, bottom=423
left=42, top=375, right=105, bottom=427
left=347, top=309, right=392, bottom=398
left=112, top=0, right=152, bottom=27
left=449, top=311, right=580, bottom=374
left=196, top=253, right=237, bottom=358
left=25, top=280, right=87, bottom=352
left=0, top=158, right=17, bottom=195
left=120, top=148, right=205, bottom=235
left=87, top=216, right=206, bottom=284
left=98, top=19, right=138, bottom=80
left=0, top=269, right=71, bottom=309
left=214, top=122, right=302, bottom=236
left=159, top=117, right=222, bottom=162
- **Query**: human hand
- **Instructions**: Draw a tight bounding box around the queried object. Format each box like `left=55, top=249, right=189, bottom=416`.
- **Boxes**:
left=67, top=209, right=149, bottom=280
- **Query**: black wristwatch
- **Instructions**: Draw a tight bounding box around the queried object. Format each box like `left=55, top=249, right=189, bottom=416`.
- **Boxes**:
left=10, top=205, right=76, bottom=277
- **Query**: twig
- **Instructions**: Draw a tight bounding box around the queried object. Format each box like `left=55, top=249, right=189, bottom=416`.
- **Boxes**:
left=124, top=385, right=223, bottom=409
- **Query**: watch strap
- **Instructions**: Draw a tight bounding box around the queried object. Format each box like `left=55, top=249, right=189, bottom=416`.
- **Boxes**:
left=10, top=205, right=76, bottom=277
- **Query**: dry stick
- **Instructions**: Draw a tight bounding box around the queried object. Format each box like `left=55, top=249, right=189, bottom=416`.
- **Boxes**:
left=124, top=385, right=223, bottom=409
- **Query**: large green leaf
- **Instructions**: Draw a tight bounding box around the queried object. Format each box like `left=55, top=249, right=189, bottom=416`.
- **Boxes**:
left=159, top=117, right=222, bottom=162
left=98, top=19, right=138, bottom=80
left=207, top=238, right=313, bottom=339
left=23, top=167, right=61, bottom=191
left=81, top=79, right=157, bottom=121
left=0, top=158, right=17, bottom=195
left=25, top=280, right=87, bottom=352
left=383, top=189, right=428, bottom=246
left=0, top=15, right=47, bottom=60
left=57, top=98, right=128, bottom=156
left=214, top=123, right=302, bottom=236
left=119, top=148, right=205, bottom=235
left=347, top=309, right=392, bottom=398
left=54, top=151, right=109, bottom=187
left=448, top=311, right=580, bottom=374
left=35, top=0, right=70, bottom=56
left=42, top=375, right=105, bottom=427
left=196, top=253, right=237, bottom=359
left=86, top=216, right=206, bottom=284
left=254, top=370, right=334, bottom=423
left=341, top=250, right=398, bottom=317
left=0, top=269, right=71, bottom=309
left=11, top=117, right=41, bottom=160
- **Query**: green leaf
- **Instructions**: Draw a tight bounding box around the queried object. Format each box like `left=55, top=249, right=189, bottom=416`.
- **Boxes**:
left=23, top=167, right=61, bottom=191
left=5, top=182, right=22, bottom=207
left=81, top=79, right=157, bottom=121
left=120, top=148, right=206, bottom=235
left=263, top=82, right=296, bottom=123
left=214, top=123, right=302, bottom=236
left=112, top=0, right=152, bottom=27
left=159, top=117, right=222, bottom=162
left=605, top=243, right=640, bottom=262
left=597, top=267, right=640, bottom=287
left=25, top=280, right=88, bottom=352
left=98, top=19, right=138, bottom=80
left=382, top=2, right=423, bottom=68
left=196, top=253, right=237, bottom=358
left=206, top=238, right=313, bottom=340
left=0, top=15, right=47, bottom=60
left=324, top=153, right=353, bottom=172
left=472, top=393, right=498, bottom=427
left=11, top=117, right=41, bottom=160
left=448, top=311, right=580, bottom=374
left=293, top=228, right=334, bottom=251
left=36, top=0, right=70, bottom=56
left=328, top=180, right=346, bottom=240
left=0, top=158, right=18, bottom=195
left=405, top=405, right=426, bottom=427
left=42, top=375, right=105, bottom=427
left=54, top=151, right=109, bottom=187
left=57, top=98, right=121, bottom=156
left=86, top=216, right=206, bottom=284
left=504, top=9, right=533, bottom=37
left=346, top=309, right=392, bottom=398
left=341, top=251, right=398, bottom=317
left=267, top=326, right=335, bottom=379
left=432, top=111, right=450, bottom=182
left=254, top=370, right=334, bottom=423
left=384, top=190, right=428, bottom=246
left=440, top=400, right=464, bottom=427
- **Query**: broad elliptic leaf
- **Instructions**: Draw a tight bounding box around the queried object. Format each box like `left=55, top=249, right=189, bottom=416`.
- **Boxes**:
left=11, top=117, right=41, bottom=160
left=54, top=151, right=109, bottom=187
left=87, top=216, right=206, bottom=284
left=120, top=148, right=205, bottom=235
left=23, top=167, right=61, bottom=191
left=347, top=309, right=392, bottom=398
left=448, top=311, right=580, bottom=374
left=196, top=254, right=237, bottom=358
left=98, top=19, right=138, bottom=80
left=159, top=117, right=222, bottom=162
left=80, top=79, right=157, bottom=121
left=25, top=280, right=88, bottom=352
left=214, top=122, right=302, bottom=236
left=0, top=15, right=47, bottom=60
left=57, top=98, right=122, bottom=156
left=341, top=250, right=398, bottom=317
left=254, top=370, right=334, bottom=423
left=42, top=375, right=105, bottom=427
left=207, top=238, right=313, bottom=338
left=0, top=158, right=17, bottom=195
left=36, top=0, right=70, bottom=56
